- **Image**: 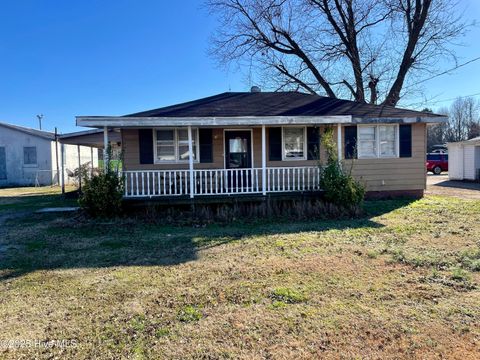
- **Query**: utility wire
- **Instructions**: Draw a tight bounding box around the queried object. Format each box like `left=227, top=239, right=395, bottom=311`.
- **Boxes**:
left=413, top=56, right=480, bottom=86
left=407, top=91, right=480, bottom=108
left=403, top=56, right=480, bottom=108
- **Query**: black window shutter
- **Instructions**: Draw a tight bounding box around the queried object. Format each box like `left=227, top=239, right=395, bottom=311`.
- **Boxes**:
left=399, top=124, right=412, bottom=158
left=139, top=129, right=154, bottom=164
left=199, top=128, right=213, bottom=163
left=344, top=126, right=357, bottom=159
left=269, top=127, right=282, bottom=161
left=307, top=127, right=320, bottom=160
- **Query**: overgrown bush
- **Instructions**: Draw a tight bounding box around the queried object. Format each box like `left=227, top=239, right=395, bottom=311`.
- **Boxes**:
left=79, top=148, right=124, bottom=217
left=130, top=197, right=362, bottom=225
left=319, top=127, right=365, bottom=209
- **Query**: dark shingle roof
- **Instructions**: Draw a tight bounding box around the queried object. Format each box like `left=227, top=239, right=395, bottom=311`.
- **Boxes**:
left=0, top=121, right=55, bottom=140
left=126, top=92, right=441, bottom=119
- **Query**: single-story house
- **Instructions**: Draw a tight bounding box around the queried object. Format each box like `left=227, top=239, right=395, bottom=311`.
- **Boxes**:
left=76, top=90, right=446, bottom=199
left=448, top=137, right=480, bottom=181
left=0, top=121, right=98, bottom=187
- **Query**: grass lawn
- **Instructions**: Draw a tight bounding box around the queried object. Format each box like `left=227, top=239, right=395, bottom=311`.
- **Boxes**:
left=0, top=187, right=479, bottom=359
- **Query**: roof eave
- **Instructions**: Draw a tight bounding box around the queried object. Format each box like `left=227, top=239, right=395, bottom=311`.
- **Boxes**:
left=76, top=115, right=353, bottom=128
left=352, top=116, right=448, bottom=124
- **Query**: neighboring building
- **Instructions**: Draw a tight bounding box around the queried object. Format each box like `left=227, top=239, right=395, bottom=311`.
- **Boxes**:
left=0, top=121, right=98, bottom=187
left=76, top=90, right=446, bottom=199
left=448, top=137, right=480, bottom=181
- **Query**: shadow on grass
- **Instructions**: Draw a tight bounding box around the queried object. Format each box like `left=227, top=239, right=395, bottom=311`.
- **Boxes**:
left=0, top=195, right=417, bottom=281
left=0, top=191, right=78, bottom=215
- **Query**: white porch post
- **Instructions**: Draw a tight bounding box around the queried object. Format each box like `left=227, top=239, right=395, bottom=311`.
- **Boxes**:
left=188, top=125, right=194, bottom=199
left=337, top=123, right=342, bottom=162
left=103, top=126, right=109, bottom=173
left=261, top=124, right=267, bottom=195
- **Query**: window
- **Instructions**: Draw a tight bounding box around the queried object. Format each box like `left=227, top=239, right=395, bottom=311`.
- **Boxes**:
left=156, top=129, right=175, bottom=161
left=177, top=129, right=197, bottom=161
left=154, top=128, right=198, bottom=162
left=358, top=126, right=377, bottom=158
left=379, top=125, right=396, bottom=157
left=283, top=127, right=306, bottom=160
left=23, top=146, right=37, bottom=165
left=229, top=138, right=248, bottom=153
left=358, top=125, right=398, bottom=158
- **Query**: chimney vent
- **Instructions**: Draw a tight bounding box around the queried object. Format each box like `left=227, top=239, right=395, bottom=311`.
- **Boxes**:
left=250, top=86, right=261, bottom=93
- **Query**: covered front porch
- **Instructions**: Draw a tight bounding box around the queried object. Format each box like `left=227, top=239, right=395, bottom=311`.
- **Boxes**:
left=123, top=166, right=321, bottom=198
left=98, top=123, right=342, bottom=199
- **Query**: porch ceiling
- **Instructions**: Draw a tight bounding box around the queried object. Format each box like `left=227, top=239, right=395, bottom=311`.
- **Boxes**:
left=59, top=128, right=122, bottom=148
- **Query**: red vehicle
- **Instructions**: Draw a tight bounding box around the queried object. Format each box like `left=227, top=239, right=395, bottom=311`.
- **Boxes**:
left=426, top=153, right=448, bottom=174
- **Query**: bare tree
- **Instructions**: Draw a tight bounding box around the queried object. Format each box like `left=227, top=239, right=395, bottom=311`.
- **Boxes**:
left=208, top=0, right=469, bottom=106
left=427, top=97, right=480, bottom=150
left=448, top=97, right=480, bottom=142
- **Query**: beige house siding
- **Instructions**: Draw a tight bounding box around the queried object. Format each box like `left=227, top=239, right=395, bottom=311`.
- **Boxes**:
left=122, top=128, right=224, bottom=170
left=344, top=123, right=426, bottom=191
left=122, top=123, right=426, bottom=192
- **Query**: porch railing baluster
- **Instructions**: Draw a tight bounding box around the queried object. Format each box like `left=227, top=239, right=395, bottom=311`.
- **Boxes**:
left=122, top=166, right=320, bottom=198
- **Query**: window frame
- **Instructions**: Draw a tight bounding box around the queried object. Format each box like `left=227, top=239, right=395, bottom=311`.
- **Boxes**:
left=281, top=126, right=307, bottom=161
left=357, top=124, right=399, bottom=159
left=23, top=146, right=38, bottom=167
left=153, top=128, right=200, bottom=164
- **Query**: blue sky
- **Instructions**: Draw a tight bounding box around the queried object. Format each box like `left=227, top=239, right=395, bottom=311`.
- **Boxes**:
left=0, top=0, right=479, bottom=133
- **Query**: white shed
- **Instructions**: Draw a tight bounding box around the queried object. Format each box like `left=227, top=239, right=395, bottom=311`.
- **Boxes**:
left=447, top=137, right=480, bottom=181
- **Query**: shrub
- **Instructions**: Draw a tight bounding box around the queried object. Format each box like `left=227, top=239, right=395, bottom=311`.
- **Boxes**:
left=130, top=198, right=361, bottom=225
left=79, top=168, right=124, bottom=218
left=319, top=128, right=365, bottom=209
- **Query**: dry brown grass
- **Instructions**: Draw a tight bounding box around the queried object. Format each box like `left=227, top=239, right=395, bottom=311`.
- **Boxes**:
left=0, top=191, right=479, bottom=359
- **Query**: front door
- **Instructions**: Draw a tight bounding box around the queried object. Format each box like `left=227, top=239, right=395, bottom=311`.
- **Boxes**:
left=224, top=131, right=252, bottom=190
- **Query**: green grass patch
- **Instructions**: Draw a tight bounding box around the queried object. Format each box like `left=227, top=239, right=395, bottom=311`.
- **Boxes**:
left=25, top=239, right=47, bottom=251
left=450, top=267, right=472, bottom=283
left=177, top=305, right=202, bottom=322
left=270, top=287, right=307, bottom=304
left=1, top=189, right=480, bottom=358
left=100, top=239, right=129, bottom=249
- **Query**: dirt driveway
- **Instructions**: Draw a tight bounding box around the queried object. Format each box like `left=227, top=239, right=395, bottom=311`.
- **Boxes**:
left=426, top=174, right=480, bottom=199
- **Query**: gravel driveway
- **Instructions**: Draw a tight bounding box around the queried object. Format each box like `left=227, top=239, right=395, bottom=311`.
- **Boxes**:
left=426, top=174, right=480, bottom=200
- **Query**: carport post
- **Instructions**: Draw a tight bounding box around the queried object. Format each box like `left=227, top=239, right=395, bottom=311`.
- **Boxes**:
left=103, top=126, right=109, bottom=173
left=77, top=145, right=82, bottom=191
left=90, top=147, right=94, bottom=176
left=54, top=127, right=60, bottom=187
left=60, top=143, right=65, bottom=194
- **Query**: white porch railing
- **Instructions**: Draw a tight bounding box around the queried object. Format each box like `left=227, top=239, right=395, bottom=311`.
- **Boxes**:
left=123, top=167, right=321, bottom=198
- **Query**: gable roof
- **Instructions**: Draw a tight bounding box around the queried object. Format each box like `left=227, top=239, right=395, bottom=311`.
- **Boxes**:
left=0, top=121, right=55, bottom=140
left=77, top=91, right=447, bottom=128
left=126, top=92, right=442, bottom=119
